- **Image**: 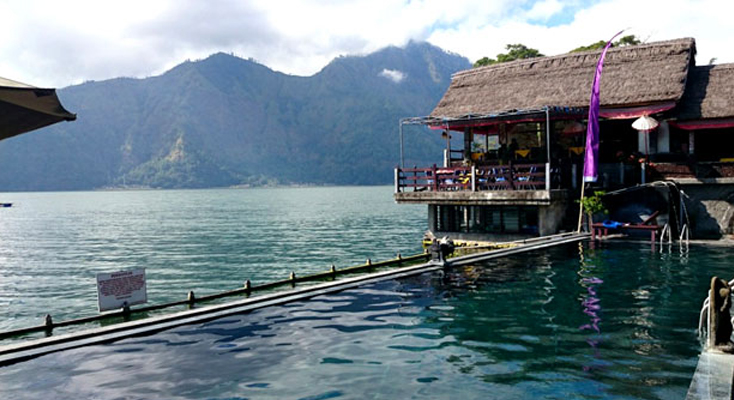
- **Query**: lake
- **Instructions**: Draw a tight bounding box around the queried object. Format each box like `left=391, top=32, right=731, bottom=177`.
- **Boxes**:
left=0, top=186, right=425, bottom=332
left=0, top=186, right=724, bottom=399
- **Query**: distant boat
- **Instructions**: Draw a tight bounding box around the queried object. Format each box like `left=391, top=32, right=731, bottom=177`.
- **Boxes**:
left=0, top=203, right=12, bottom=208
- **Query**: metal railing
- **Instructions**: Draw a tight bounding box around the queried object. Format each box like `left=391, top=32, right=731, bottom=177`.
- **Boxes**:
left=0, top=253, right=430, bottom=341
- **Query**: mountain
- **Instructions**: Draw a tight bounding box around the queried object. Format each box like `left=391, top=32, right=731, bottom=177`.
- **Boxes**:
left=0, top=42, right=471, bottom=191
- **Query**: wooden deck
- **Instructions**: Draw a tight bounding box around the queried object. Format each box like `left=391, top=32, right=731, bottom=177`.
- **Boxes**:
left=395, top=163, right=547, bottom=193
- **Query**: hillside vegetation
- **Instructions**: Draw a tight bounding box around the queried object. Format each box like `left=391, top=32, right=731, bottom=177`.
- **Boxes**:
left=0, top=42, right=470, bottom=191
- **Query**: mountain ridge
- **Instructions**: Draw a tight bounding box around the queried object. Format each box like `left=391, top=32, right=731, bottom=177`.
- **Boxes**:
left=0, top=42, right=471, bottom=191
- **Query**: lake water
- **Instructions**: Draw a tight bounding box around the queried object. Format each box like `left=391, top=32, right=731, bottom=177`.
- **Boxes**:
left=0, top=186, right=727, bottom=399
left=0, top=186, right=425, bottom=332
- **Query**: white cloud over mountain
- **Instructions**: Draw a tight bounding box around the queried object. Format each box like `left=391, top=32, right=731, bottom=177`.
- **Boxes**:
left=1, top=0, right=731, bottom=88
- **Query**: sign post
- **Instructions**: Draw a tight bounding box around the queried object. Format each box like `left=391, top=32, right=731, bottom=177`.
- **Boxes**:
left=96, top=269, right=147, bottom=312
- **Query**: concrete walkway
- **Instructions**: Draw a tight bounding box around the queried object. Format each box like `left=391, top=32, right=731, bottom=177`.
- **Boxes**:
left=687, top=351, right=734, bottom=400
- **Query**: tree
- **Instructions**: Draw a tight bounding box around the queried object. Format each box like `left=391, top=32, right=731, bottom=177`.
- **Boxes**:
left=577, top=190, right=608, bottom=230
left=570, top=35, right=641, bottom=53
left=473, top=44, right=544, bottom=67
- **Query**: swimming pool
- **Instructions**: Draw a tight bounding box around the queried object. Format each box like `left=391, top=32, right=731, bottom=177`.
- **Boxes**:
left=0, top=241, right=723, bottom=399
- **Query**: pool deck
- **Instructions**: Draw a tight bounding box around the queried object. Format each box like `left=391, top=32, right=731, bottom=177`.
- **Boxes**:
left=686, top=350, right=734, bottom=399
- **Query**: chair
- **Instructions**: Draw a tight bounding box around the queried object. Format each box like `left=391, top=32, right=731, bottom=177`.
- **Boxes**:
left=492, top=168, right=507, bottom=190
left=591, top=210, right=662, bottom=244
left=516, top=166, right=537, bottom=190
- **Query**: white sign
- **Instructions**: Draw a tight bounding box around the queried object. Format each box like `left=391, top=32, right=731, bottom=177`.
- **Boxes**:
left=96, top=269, right=147, bottom=312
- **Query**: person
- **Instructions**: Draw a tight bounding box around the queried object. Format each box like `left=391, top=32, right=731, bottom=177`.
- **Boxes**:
left=509, top=138, right=519, bottom=159
left=498, top=143, right=508, bottom=164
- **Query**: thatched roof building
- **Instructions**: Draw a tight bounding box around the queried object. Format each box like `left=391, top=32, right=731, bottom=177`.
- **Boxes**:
left=430, top=38, right=697, bottom=123
left=675, top=63, right=734, bottom=122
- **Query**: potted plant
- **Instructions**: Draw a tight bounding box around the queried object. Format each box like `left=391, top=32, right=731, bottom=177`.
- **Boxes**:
left=578, top=191, right=608, bottom=231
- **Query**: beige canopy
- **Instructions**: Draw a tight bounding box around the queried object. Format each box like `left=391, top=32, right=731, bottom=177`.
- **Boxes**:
left=0, top=76, right=76, bottom=141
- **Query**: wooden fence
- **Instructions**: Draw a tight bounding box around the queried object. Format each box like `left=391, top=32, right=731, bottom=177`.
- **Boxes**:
left=395, top=163, right=547, bottom=192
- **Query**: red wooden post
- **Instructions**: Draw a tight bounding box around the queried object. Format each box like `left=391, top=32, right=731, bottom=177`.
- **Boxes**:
left=651, top=229, right=656, bottom=251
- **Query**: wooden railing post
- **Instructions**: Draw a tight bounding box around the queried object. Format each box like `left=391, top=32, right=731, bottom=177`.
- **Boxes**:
left=545, top=162, right=551, bottom=190
left=432, top=164, right=438, bottom=191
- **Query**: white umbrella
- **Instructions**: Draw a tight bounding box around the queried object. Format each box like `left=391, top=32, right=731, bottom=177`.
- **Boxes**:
left=631, top=115, right=659, bottom=131
left=632, top=116, right=659, bottom=184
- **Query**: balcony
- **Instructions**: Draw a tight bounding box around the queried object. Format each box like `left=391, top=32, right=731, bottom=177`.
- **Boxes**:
left=394, top=163, right=556, bottom=205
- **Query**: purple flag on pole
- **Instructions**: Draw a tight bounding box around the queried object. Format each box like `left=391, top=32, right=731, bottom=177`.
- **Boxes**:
left=583, top=30, right=624, bottom=183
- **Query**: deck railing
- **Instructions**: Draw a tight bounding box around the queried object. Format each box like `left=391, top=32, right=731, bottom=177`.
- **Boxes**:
left=395, top=163, right=548, bottom=193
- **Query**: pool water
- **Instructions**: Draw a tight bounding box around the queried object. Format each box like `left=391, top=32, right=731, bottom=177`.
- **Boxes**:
left=0, top=240, right=725, bottom=399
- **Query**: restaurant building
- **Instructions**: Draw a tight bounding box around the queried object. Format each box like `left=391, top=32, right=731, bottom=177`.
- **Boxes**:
left=394, top=38, right=734, bottom=241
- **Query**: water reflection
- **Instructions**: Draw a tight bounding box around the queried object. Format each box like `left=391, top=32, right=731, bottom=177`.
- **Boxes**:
left=577, top=243, right=605, bottom=375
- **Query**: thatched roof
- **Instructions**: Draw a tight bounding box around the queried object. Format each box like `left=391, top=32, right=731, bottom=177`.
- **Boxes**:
left=675, top=63, right=734, bottom=120
left=431, top=38, right=695, bottom=120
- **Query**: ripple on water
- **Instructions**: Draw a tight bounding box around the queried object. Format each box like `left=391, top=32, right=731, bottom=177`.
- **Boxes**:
left=0, top=208, right=724, bottom=399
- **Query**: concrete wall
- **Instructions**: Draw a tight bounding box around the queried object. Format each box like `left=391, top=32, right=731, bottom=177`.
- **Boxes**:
left=539, top=199, right=569, bottom=236
left=396, top=189, right=553, bottom=205
left=428, top=204, right=437, bottom=233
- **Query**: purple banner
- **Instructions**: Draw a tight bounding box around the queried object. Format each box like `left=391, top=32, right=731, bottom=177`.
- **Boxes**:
left=583, top=30, right=624, bottom=183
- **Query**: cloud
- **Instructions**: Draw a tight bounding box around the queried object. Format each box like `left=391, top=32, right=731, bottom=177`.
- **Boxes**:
left=0, top=0, right=732, bottom=88
left=427, top=0, right=734, bottom=67
left=525, top=0, right=565, bottom=22
left=380, top=69, right=406, bottom=83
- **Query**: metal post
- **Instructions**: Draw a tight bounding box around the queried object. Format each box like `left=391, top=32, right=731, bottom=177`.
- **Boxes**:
left=446, top=130, right=451, bottom=165
left=619, top=162, right=624, bottom=185
left=641, top=162, right=646, bottom=184
left=471, top=165, right=476, bottom=192
left=545, top=108, right=552, bottom=190
left=44, top=314, right=54, bottom=333
left=399, top=120, right=405, bottom=169
left=394, top=168, right=400, bottom=193
left=545, top=107, right=552, bottom=163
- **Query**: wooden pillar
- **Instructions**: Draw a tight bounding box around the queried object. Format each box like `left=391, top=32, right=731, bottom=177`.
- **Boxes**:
left=464, top=128, right=473, bottom=163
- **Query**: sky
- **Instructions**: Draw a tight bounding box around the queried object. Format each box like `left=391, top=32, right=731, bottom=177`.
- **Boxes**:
left=1, top=0, right=733, bottom=88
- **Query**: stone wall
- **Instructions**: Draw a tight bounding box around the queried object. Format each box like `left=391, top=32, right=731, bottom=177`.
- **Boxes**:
left=677, top=180, right=734, bottom=239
